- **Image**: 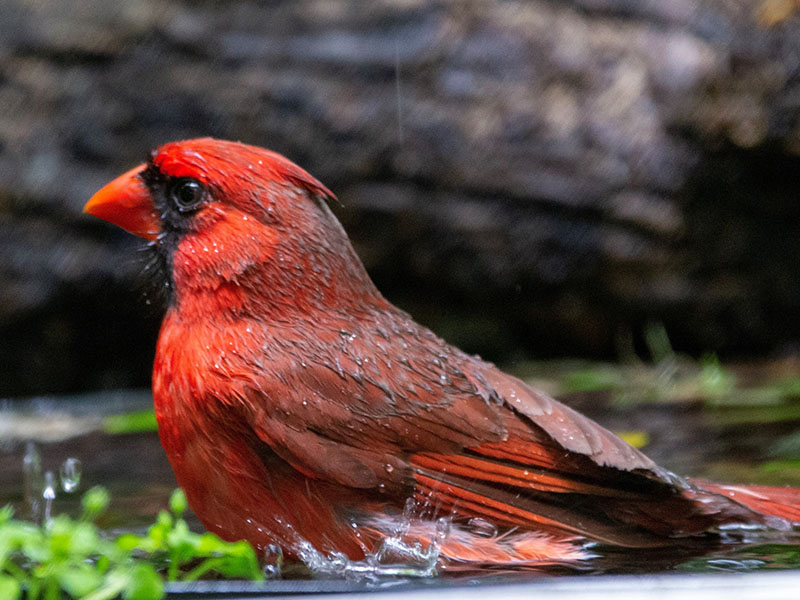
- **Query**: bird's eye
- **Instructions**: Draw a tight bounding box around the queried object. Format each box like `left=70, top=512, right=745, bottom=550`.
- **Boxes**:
left=169, top=179, right=207, bottom=213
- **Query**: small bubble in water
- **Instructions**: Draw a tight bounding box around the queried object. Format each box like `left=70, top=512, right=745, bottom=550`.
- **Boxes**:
left=59, top=458, right=82, bottom=493
left=262, top=544, right=283, bottom=579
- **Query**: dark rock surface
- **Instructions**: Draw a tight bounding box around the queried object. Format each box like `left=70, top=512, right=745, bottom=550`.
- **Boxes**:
left=2, top=0, right=800, bottom=396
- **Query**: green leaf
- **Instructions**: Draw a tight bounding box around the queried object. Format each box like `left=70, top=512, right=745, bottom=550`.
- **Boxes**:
left=560, top=368, right=623, bottom=394
left=168, top=489, right=187, bottom=517
left=70, top=522, right=101, bottom=556
left=58, top=563, right=103, bottom=598
left=103, top=411, right=159, bottom=435
left=155, top=510, right=172, bottom=530
left=82, top=486, right=111, bottom=520
left=22, top=529, right=51, bottom=563
left=116, top=533, right=146, bottom=552
left=616, top=430, right=650, bottom=448
left=0, top=575, right=21, bottom=600
left=0, top=505, right=13, bottom=526
left=644, top=321, right=674, bottom=363
left=47, top=514, right=81, bottom=558
left=0, top=486, right=263, bottom=598
left=698, top=353, right=736, bottom=398
left=122, top=563, right=164, bottom=600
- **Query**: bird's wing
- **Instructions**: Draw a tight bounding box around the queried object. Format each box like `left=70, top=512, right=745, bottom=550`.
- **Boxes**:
left=233, top=312, right=733, bottom=545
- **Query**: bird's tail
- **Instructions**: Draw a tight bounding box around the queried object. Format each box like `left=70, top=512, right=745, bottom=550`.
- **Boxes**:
left=690, top=478, right=800, bottom=524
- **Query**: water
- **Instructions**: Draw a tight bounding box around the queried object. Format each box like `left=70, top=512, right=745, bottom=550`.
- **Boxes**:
left=261, top=544, right=284, bottom=579
left=467, top=518, right=499, bottom=538
left=22, top=440, right=42, bottom=520
left=294, top=499, right=446, bottom=580
left=41, top=470, right=56, bottom=521
left=59, top=457, right=82, bottom=492
left=1, top=383, right=800, bottom=581
left=0, top=390, right=177, bottom=531
left=17, top=442, right=82, bottom=524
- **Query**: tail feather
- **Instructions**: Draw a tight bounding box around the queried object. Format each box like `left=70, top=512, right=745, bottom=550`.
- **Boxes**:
left=691, top=478, right=800, bottom=524
left=361, top=514, right=593, bottom=568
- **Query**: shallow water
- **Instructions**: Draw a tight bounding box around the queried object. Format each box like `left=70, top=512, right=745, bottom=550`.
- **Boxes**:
left=2, top=362, right=800, bottom=580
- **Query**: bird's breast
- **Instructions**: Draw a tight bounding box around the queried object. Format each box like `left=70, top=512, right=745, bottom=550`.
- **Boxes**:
left=152, top=311, right=257, bottom=461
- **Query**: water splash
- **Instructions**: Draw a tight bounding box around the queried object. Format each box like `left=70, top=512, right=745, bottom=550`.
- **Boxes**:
left=298, top=498, right=451, bottom=583
left=297, top=502, right=447, bottom=581
left=262, top=544, right=283, bottom=579
left=297, top=534, right=441, bottom=581
left=42, top=470, right=56, bottom=522
left=371, top=521, right=444, bottom=574
left=22, top=447, right=82, bottom=523
left=23, top=441, right=43, bottom=521
left=59, top=457, right=82, bottom=493
left=704, top=558, right=766, bottom=572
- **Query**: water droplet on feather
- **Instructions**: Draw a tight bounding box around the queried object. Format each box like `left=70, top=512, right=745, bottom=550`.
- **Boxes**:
left=467, top=517, right=498, bottom=538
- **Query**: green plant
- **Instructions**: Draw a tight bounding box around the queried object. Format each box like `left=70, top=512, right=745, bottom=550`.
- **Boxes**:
left=0, top=487, right=262, bottom=600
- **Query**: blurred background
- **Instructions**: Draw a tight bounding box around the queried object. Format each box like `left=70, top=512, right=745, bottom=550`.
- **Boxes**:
left=3, top=0, right=800, bottom=398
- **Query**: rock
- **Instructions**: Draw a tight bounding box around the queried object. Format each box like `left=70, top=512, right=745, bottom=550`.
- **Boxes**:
left=1, top=0, right=800, bottom=395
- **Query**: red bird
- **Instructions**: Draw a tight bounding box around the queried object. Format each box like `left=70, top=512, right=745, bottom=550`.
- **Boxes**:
left=84, top=138, right=800, bottom=570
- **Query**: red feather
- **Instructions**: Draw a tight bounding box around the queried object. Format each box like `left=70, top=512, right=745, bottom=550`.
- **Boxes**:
left=85, top=138, right=800, bottom=569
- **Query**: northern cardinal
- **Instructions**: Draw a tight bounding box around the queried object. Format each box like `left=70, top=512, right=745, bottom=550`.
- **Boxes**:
left=84, top=138, right=800, bottom=569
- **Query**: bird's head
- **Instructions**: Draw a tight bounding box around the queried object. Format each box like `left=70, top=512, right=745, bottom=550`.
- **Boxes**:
left=85, top=138, right=381, bottom=318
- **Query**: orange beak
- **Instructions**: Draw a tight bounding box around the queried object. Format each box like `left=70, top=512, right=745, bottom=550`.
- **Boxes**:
left=83, top=165, right=161, bottom=241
